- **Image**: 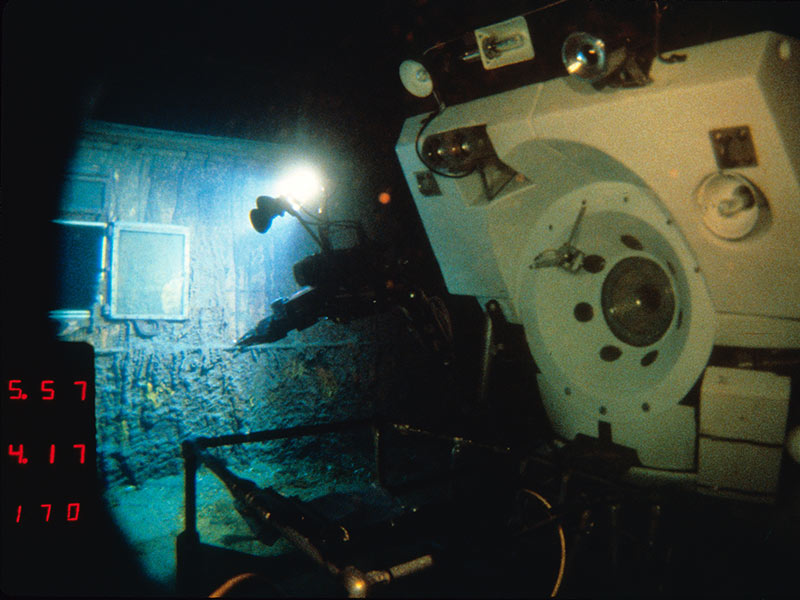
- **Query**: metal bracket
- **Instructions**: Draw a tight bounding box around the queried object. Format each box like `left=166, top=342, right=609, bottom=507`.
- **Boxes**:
left=415, top=171, right=442, bottom=197
left=533, top=204, right=587, bottom=272
left=474, top=16, right=534, bottom=70
left=709, top=126, right=758, bottom=169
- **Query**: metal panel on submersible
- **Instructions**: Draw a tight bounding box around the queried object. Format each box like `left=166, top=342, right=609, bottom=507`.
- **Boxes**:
left=396, top=32, right=800, bottom=473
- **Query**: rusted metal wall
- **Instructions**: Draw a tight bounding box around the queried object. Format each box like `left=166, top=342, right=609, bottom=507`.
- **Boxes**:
left=54, top=121, right=400, bottom=488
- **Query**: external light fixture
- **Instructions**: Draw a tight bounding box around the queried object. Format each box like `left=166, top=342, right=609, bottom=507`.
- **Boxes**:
left=249, top=166, right=326, bottom=235
left=249, top=195, right=288, bottom=234
left=399, top=60, right=434, bottom=98
left=250, top=166, right=351, bottom=254
left=276, top=167, right=325, bottom=210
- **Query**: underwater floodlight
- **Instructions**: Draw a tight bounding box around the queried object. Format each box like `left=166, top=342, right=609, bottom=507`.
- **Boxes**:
left=399, top=60, right=434, bottom=98
left=277, top=167, right=324, bottom=208
left=561, top=32, right=610, bottom=81
left=250, top=195, right=288, bottom=233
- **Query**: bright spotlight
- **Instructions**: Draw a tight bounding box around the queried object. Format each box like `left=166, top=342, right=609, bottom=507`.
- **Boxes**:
left=276, top=167, right=324, bottom=208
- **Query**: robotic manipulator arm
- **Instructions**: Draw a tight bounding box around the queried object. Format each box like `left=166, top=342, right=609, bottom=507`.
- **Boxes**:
left=236, top=248, right=389, bottom=346
left=236, top=197, right=453, bottom=360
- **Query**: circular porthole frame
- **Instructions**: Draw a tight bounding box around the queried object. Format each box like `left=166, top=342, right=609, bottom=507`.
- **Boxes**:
left=514, top=181, right=716, bottom=466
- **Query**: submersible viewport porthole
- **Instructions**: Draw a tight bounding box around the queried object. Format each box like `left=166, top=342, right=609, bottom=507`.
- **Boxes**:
left=601, top=256, right=675, bottom=348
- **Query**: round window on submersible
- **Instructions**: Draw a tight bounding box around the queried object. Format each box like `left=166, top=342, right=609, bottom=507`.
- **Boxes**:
left=601, top=257, right=675, bottom=347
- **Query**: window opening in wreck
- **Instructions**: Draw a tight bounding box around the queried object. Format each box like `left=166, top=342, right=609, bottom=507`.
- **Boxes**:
left=51, top=220, right=107, bottom=319
left=61, top=176, right=107, bottom=217
left=109, top=222, right=190, bottom=320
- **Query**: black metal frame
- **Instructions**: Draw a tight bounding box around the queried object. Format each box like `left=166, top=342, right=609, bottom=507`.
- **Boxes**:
left=177, top=418, right=457, bottom=598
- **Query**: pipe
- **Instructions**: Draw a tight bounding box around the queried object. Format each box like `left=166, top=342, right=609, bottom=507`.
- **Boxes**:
left=181, top=440, right=199, bottom=538
left=478, top=304, right=496, bottom=406
left=195, top=418, right=373, bottom=449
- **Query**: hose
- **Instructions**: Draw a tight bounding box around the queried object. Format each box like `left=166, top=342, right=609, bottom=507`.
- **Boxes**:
left=521, top=489, right=566, bottom=597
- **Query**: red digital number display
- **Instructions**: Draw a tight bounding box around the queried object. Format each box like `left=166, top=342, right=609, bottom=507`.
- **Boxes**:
left=3, top=340, right=95, bottom=589
left=8, top=379, right=27, bottom=400
left=14, top=502, right=82, bottom=524
left=73, top=444, right=86, bottom=464
left=74, top=380, right=87, bottom=401
left=3, top=344, right=95, bottom=556
left=8, top=444, right=28, bottom=464
left=6, top=379, right=88, bottom=401
left=41, top=380, right=55, bottom=400
left=8, top=443, right=88, bottom=465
